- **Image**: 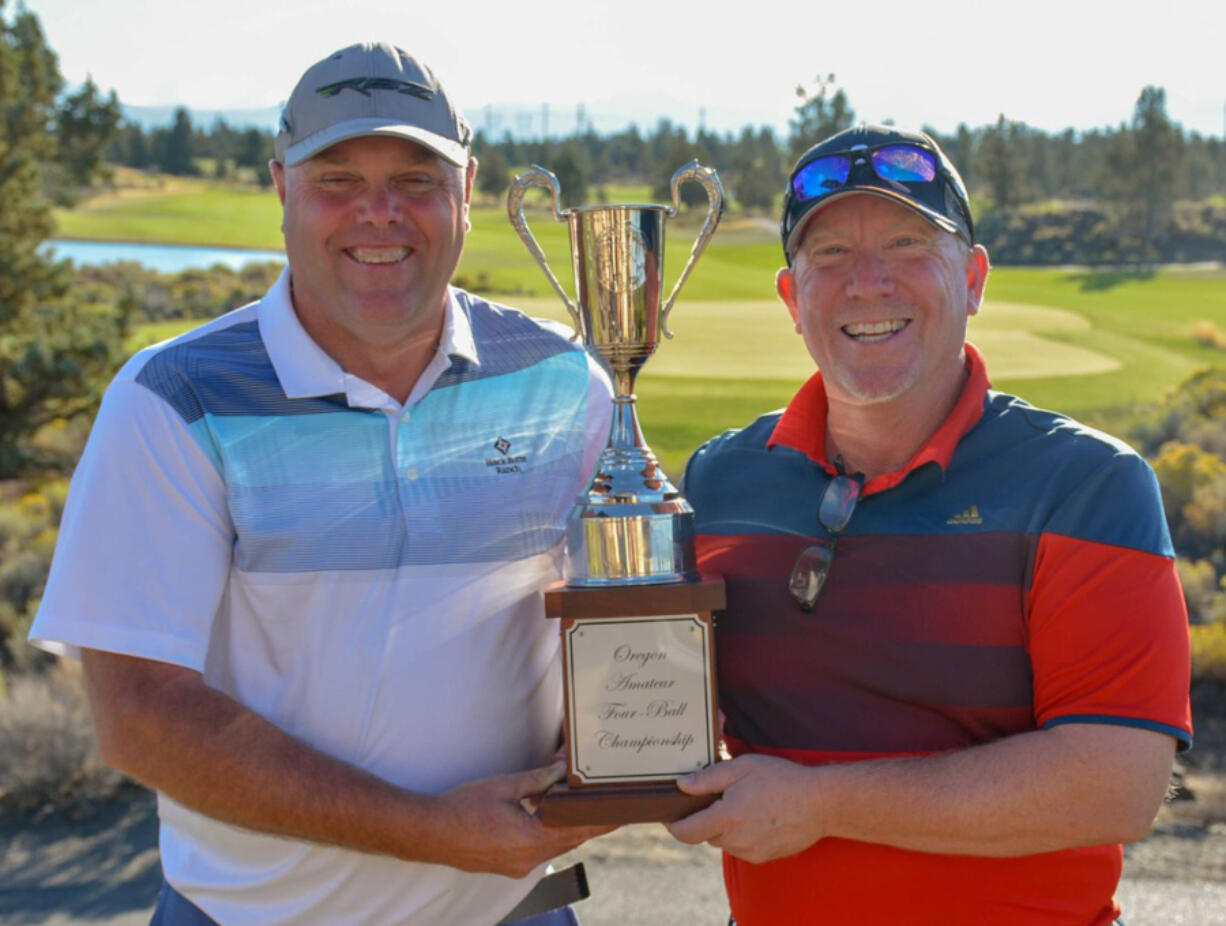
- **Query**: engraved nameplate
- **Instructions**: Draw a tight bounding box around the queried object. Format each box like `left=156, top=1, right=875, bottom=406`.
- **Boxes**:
left=564, top=614, right=716, bottom=784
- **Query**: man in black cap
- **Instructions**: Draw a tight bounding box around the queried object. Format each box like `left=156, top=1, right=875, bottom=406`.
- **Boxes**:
left=667, top=124, right=1192, bottom=925
left=31, top=42, right=611, bottom=926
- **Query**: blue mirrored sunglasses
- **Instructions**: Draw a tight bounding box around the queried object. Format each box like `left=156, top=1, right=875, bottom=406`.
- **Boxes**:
left=788, top=473, right=863, bottom=612
left=791, top=143, right=938, bottom=201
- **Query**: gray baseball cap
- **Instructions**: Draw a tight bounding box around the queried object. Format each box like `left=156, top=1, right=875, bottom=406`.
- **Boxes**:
left=275, top=42, right=472, bottom=167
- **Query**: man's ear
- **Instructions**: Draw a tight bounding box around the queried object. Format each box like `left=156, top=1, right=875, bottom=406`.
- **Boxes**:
left=465, top=157, right=477, bottom=201
left=463, top=157, right=477, bottom=231
left=965, top=244, right=990, bottom=317
left=777, top=266, right=802, bottom=332
left=270, top=160, right=287, bottom=207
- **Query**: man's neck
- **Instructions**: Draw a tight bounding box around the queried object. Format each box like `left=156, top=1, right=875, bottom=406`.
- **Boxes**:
left=290, top=282, right=446, bottom=405
left=342, top=334, right=441, bottom=405
left=824, top=369, right=968, bottom=480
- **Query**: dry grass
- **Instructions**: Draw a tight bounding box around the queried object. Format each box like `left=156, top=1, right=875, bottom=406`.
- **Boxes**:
left=1192, top=320, right=1226, bottom=351
left=1194, top=624, right=1226, bottom=684
left=0, top=662, right=126, bottom=814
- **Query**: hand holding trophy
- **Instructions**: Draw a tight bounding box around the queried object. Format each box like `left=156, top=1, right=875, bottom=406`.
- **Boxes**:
left=508, top=162, right=727, bottom=824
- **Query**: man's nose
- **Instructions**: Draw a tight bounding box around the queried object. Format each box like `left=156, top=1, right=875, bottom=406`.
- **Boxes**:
left=358, top=183, right=402, bottom=226
left=845, top=251, right=893, bottom=298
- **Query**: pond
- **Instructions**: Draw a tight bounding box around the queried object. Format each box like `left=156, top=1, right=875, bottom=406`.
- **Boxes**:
left=46, top=239, right=285, bottom=273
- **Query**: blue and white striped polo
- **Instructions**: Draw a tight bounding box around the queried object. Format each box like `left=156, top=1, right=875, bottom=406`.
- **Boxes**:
left=31, top=270, right=612, bottom=926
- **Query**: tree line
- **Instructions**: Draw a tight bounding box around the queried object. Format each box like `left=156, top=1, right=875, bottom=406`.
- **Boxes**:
left=106, top=109, right=275, bottom=185
left=474, top=81, right=1216, bottom=207
left=97, top=76, right=1225, bottom=235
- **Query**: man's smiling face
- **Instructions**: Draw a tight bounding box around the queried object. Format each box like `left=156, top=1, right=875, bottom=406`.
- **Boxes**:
left=777, top=193, right=988, bottom=412
left=272, top=134, right=474, bottom=355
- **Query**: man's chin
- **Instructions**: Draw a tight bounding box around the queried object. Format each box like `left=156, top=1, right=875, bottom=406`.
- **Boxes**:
left=826, top=373, right=915, bottom=408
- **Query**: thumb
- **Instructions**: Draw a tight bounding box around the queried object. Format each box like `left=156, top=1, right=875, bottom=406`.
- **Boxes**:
left=677, top=759, right=740, bottom=796
left=508, top=760, right=568, bottom=799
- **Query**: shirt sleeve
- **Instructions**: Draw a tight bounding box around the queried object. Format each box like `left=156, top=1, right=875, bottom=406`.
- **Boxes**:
left=1027, top=451, right=1193, bottom=749
left=29, top=377, right=234, bottom=671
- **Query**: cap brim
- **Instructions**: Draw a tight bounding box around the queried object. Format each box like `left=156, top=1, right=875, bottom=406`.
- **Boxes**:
left=785, top=187, right=963, bottom=258
left=283, top=117, right=469, bottom=167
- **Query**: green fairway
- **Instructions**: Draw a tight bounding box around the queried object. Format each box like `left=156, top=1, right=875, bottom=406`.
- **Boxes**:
left=56, top=184, right=284, bottom=250
left=78, top=181, right=1221, bottom=473
left=129, top=278, right=1213, bottom=475
left=982, top=267, right=1217, bottom=417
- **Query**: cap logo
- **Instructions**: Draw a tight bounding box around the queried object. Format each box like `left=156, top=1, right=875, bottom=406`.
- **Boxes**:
left=316, top=77, right=435, bottom=100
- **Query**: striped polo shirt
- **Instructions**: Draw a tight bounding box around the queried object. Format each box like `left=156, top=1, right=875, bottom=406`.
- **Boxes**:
left=31, top=271, right=612, bottom=926
left=684, top=345, right=1192, bottom=926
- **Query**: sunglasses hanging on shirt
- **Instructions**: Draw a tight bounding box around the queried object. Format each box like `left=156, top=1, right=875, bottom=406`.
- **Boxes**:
left=787, top=471, right=863, bottom=612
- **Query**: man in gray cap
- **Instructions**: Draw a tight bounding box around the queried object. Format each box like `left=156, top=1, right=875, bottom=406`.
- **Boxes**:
left=667, top=124, right=1190, bottom=925
left=30, top=42, right=613, bottom=926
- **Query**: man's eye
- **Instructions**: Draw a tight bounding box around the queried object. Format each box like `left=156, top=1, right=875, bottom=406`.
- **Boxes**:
left=398, top=175, right=438, bottom=191
left=319, top=175, right=357, bottom=187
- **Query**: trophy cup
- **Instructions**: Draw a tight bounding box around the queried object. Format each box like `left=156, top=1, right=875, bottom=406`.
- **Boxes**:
left=508, top=161, right=726, bottom=824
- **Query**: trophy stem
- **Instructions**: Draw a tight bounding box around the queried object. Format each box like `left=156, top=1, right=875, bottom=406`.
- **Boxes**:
left=567, top=364, right=696, bottom=586
left=599, top=369, right=661, bottom=495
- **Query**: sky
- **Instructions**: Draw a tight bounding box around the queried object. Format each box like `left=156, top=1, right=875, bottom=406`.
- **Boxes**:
left=24, top=0, right=1226, bottom=138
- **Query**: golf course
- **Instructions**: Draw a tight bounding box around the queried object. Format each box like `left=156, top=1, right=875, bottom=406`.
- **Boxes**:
left=56, top=176, right=1224, bottom=474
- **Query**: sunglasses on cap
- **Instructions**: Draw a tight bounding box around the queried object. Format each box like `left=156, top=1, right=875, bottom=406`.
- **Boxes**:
left=791, top=143, right=938, bottom=199
left=787, top=471, right=863, bottom=611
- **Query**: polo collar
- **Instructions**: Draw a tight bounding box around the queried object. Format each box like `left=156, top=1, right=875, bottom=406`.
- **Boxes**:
left=258, top=270, right=481, bottom=407
left=767, top=343, right=991, bottom=495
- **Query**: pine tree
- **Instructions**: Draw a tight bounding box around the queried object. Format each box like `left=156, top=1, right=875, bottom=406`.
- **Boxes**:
left=476, top=145, right=510, bottom=198
left=1129, top=86, right=1181, bottom=259
left=160, top=106, right=195, bottom=175
left=788, top=74, right=855, bottom=161
left=56, top=75, right=122, bottom=186
left=976, top=115, right=1024, bottom=211
left=0, top=1, right=130, bottom=476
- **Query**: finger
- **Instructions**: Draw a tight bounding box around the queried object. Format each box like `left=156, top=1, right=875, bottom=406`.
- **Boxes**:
left=548, top=822, right=617, bottom=851
left=676, top=759, right=742, bottom=795
left=666, top=804, right=723, bottom=844
left=507, top=761, right=568, bottom=800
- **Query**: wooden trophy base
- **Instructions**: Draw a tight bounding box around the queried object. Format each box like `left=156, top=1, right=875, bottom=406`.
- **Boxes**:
left=540, top=780, right=717, bottom=826
left=542, top=577, right=725, bottom=827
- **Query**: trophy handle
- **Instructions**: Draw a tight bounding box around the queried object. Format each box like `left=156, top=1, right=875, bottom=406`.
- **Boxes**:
left=660, top=160, right=724, bottom=339
left=507, top=165, right=582, bottom=339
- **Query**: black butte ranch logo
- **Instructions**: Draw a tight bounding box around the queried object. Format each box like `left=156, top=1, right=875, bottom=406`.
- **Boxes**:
left=486, top=437, right=528, bottom=474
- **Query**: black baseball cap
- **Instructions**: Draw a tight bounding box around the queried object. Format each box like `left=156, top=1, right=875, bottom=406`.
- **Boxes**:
left=781, top=123, right=974, bottom=262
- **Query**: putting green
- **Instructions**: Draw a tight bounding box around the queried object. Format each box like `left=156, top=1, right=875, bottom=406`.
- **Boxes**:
left=507, top=296, right=1120, bottom=383
left=969, top=300, right=1121, bottom=379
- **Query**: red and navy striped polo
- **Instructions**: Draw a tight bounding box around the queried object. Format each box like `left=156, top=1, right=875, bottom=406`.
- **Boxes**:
left=684, top=345, right=1192, bottom=926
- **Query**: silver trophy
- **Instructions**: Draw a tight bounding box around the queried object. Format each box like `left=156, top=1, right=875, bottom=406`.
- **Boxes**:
left=508, top=161, right=724, bottom=587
